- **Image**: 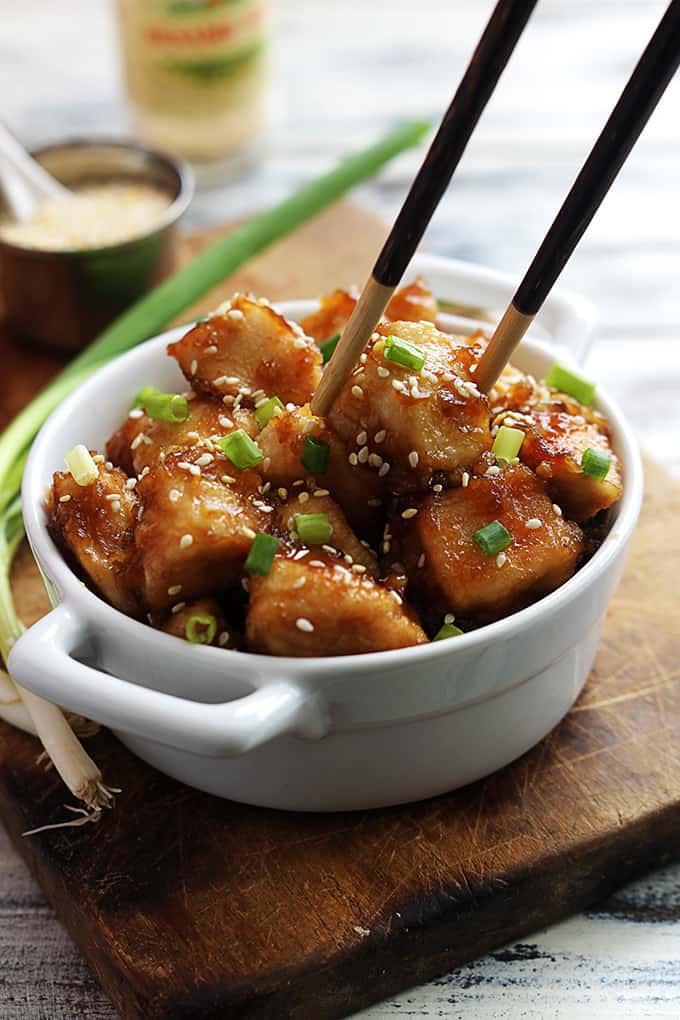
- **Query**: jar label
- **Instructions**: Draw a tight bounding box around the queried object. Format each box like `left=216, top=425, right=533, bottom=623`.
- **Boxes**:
left=138, top=0, right=266, bottom=80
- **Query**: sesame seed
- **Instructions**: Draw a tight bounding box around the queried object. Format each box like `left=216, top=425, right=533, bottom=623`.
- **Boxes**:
left=352, top=564, right=367, bottom=574
left=553, top=504, right=563, bottom=517
left=168, top=585, right=182, bottom=596
left=126, top=478, right=137, bottom=490
left=526, top=518, right=542, bottom=530
left=292, top=576, right=307, bottom=589
left=357, top=446, right=369, bottom=464
left=190, top=360, right=198, bottom=375
left=293, top=337, right=307, bottom=349
left=292, top=479, right=305, bottom=487
left=352, top=385, right=364, bottom=399
left=298, top=491, right=310, bottom=504
left=462, top=472, right=470, bottom=487
left=93, top=454, right=105, bottom=464
left=313, top=488, right=330, bottom=497
left=401, top=508, right=418, bottom=519
left=179, top=534, right=194, bottom=549
left=392, top=379, right=405, bottom=392
left=171, top=602, right=186, bottom=615
left=296, top=618, right=314, bottom=633
left=59, top=494, right=71, bottom=503
left=260, top=481, right=271, bottom=494
left=367, top=498, right=383, bottom=507
left=110, top=500, right=121, bottom=513
left=105, top=493, right=119, bottom=501
left=277, top=487, right=288, bottom=500
left=186, top=431, right=199, bottom=441
left=263, top=457, right=271, bottom=472
left=368, top=453, right=383, bottom=468
left=344, top=553, right=354, bottom=564
left=496, top=552, right=507, bottom=568
left=356, top=430, right=367, bottom=445
left=321, top=544, right=337, bottom=554
left=391, top=590, right=403, bottom=605
left=218, top=631, right=230, bottom=647
left=222, top=395, right=235, bottom=406
left=378, top=462, right=391, bottom=478
left=196, top=453, right=213, bottom=467
left=374, top=429, right=386, bottom=443
left=241, top=526, right=257, bottom=540
left=309, top=559, right=325, bottom=568
left=417, top=553, right=426, bottom=568
left=360, top=353, right=368, bottom=364
left=433, top=483, right=443, bottom=493
left=169, top=489, right=181, bottom=503
left=254, top=396, right=269, bottom=409
left=408, top=451, right=419, bottom=469
left=377, top=367, right=390, bottom=379
left=221, top=475, right=236, bottom=485
left=204, top=344, right=218, bottom=355
left=227, top=309, right=244, bottom=321
left=348, top=452, right=358, bottom=466
left=486, top=465, right=501, bottom=477
left=128, top=408, right=144, bottom=420
left=130, top=433, right=145, bottom=451
left=444, top=613, right=455, bottom=624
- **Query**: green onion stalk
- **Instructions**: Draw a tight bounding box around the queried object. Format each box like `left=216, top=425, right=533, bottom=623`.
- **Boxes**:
left=0, top=121, right=429, bottom=819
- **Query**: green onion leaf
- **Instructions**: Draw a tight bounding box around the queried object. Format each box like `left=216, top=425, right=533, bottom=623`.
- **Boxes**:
left=319, top=332, right=341, bottom=365
left=135, top=385, right=189, bottom=423
left=254, top=396, right=283, bottom=431
left=301, top=435, right=330, bottom=475
left=492, top=425, right=525, bottom=463
left=64, top=444, right=99, bottom=486
left=545, top=362, right=596, bottom=405
left=473, top=519, right=512, bottom=556
left=581, top=447, right=611, bottom=480
left=244, top=532, right=279, bottom=575
left=383, top=334, right=426, bottom=372
left=185, top=613, right=218, bottom=645
left=294, top=512, right=332, bottom=545
left=433, top=622, right=464, bottom=641
left=218, top=429, right=264, bottom=470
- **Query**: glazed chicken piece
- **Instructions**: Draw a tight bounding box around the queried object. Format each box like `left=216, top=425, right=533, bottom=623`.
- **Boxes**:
left=275, top=493, right=378, bottom=575
left=327, top=320, right=490, bottom=488
left=106, top=397, right=253, bottom=476
left=299, top=277, right=438, bottom=344
left=168, top=294, right=322, bottom=407
left=395, top=464, right=583, bottom=626
left=257, top=404, right=387, bottom=534
left=49, top=459, right=142, bottom=617
left=496, top=400, right=623, bottom=523
left=246, top=552, right=427, bottom=657
left=155, top=597, right=240, bottom=649
left=135, top=447, right=268, bottom=612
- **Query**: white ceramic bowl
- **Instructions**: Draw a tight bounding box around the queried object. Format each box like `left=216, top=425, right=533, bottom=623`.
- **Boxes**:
left=8, top=255, right=643, bottom=811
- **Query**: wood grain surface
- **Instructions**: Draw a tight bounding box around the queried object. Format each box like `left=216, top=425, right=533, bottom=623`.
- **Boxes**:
left=0, top=204, right=679, bottom=1020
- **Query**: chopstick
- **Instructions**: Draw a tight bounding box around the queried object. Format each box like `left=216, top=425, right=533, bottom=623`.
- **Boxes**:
left=311, top=0, right=539, bottom=416
left=475, top=0, right=680, bottom=393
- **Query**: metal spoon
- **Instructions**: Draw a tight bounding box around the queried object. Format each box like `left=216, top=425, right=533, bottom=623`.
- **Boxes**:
left=0, top=120, right=70, bottom=222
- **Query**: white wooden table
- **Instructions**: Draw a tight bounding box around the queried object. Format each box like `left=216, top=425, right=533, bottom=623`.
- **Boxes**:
left=1, top=1, right=679, bottom=1017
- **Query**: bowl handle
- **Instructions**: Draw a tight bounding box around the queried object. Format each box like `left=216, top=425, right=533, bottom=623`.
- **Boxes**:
left=8, top=604, right=329, bottom=757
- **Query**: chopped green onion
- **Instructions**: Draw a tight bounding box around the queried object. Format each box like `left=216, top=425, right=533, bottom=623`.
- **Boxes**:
left=433, top=622, right=464, bottom=641
left=545, top=362, right=596, bottom=406
left=581, top=447, right=611, bottom=480
left=64, top=445, right=99, bottom=486
left=254, top=396, right=283, bottom=431
left=185, top=613, right=218, bottom=645
left=218, top=429, right=264, bottom=470
left=244, top=532, right=279, bottom=575
left=135, top=385, right=189, bottom=424
left=319, top=332, right=341, bottom=365
left=383, top=334, right=426, bottom=372
left=473, top=519, right=512, bottom=557
left=301, top=435, right=330, bottom=475
left=294, top=512, right=332, bottom=545
left=492, top=425, right=525, bottom=463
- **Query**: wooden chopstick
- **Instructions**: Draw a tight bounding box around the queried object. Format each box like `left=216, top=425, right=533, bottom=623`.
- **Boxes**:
left=475, top=0, right=680, bottom=393
left=311, top=0, right=539, bottom=416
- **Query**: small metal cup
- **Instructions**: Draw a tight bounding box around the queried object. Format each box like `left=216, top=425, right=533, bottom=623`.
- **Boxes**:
left=0, top=139, right=194, bottom=352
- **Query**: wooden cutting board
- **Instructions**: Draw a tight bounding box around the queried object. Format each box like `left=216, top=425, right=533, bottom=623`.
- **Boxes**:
left=1, top=202, right=679, bottom=1020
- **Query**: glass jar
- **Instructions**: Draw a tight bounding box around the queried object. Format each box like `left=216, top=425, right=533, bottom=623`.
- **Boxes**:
left=116, top=0, right=268, bottom=165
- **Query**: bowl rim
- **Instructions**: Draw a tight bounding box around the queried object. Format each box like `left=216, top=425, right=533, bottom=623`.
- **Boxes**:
left=0, top=137, right=195, bottom=259
left=21, top=300, right=643, bottom=679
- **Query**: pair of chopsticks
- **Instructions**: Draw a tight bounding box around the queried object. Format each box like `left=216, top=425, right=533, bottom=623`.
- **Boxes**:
left=312, top=0, right=680, bottom=415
